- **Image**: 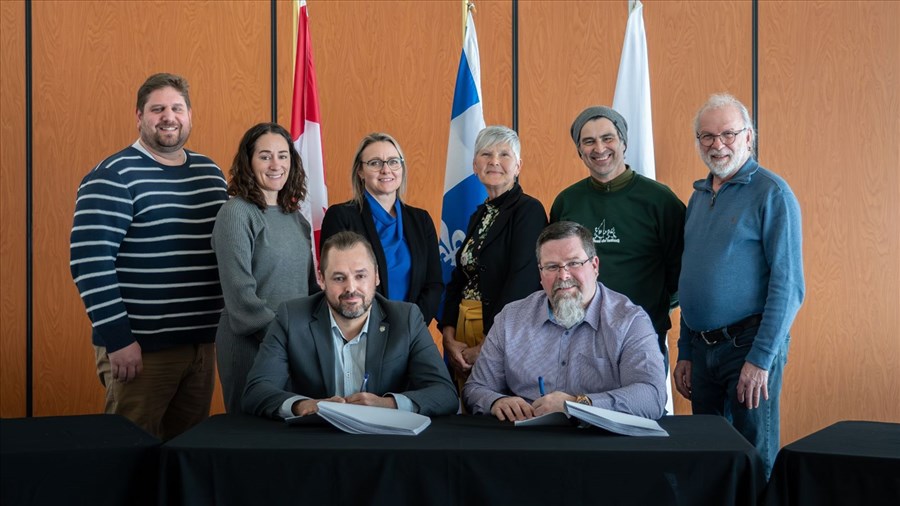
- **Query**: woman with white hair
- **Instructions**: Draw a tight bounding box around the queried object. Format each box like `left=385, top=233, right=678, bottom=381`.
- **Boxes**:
left=440, top=126, right=548, bottom=395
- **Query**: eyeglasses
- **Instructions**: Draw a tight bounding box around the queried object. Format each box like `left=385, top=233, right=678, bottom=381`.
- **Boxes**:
left=361, top=157, right=404, bottom=171
left=696, top=128, right=747, bottom=147
left=539, top=258, right=592, bottom=274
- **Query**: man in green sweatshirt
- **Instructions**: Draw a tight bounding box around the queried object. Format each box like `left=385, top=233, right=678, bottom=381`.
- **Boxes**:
left=550, top=106, right=685, bottom=363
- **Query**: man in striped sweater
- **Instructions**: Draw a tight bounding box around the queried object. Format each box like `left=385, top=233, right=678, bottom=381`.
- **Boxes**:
left=70, top=73, right=228, bottom=439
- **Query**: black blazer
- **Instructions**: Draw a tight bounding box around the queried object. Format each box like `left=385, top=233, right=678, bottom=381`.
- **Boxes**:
left=320, top=199, right=443, bottom=324
left=440, top=184, right=548, bottom=333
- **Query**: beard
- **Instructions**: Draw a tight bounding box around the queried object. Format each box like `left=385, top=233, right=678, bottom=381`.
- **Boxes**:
left=330, top=290, right=372, bottom=320
left=140, top=121, right=190, bottom=153
left=701, top=142, right=750, bottom=180
left=550, top=279, right=586, bottom=329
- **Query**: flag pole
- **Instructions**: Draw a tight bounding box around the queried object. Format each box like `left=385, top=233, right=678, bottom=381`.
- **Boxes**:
left=293, top=0, right=299, bottom=77
left=462, top=1, right=468, bottom=38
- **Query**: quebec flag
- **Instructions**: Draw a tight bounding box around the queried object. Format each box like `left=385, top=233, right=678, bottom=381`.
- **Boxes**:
left=439, top=9, right=487, bottom=300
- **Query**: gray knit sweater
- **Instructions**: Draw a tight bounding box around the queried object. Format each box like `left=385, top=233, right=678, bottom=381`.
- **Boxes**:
left=212, top=197, right=313, bottom=412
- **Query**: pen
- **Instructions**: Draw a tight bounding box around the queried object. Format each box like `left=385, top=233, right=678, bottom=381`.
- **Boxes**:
left=538, top=376, right=545, bottom=396
left=361, top=372, right=369, bottom=393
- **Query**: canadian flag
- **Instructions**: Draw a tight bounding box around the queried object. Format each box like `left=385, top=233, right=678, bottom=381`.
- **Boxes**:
left=291, top=0, right=328, bottom=257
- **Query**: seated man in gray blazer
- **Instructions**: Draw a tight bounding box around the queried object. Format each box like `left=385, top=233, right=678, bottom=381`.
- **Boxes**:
left=242, top=231, right=458, bottom=418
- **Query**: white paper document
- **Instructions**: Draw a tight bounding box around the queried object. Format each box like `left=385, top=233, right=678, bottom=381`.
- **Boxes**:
left=285, top=401, right=431, bottom=436
left=563, top=401, right=668, bottom=437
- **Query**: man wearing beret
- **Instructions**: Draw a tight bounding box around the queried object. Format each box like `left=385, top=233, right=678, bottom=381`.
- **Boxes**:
left=550, top=106, right=685, bottom=365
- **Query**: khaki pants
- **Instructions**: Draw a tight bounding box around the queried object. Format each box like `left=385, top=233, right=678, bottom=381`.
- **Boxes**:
left=95, top=343, right=215, bottom=441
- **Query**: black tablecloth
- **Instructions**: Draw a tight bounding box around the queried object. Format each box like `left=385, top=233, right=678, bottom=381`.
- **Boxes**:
left=0, top=414, right=160, bottom=506
left=764, top=420, right=900, bottom=506
left=162, top=413, right=764, bottom=506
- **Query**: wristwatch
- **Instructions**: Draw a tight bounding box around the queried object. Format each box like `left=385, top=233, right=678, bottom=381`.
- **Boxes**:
left=574, top=394, right=592, bottom=406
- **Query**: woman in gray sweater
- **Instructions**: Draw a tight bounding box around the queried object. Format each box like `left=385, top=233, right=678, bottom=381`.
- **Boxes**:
left=212, top=123, right=316, bottom=413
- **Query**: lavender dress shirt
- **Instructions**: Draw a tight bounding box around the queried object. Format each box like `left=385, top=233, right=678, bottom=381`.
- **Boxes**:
left=463, top=283, right=667, bottom=419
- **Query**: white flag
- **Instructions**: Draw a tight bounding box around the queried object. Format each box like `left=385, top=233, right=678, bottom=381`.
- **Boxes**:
left=613, top=0, right=655, bottom=180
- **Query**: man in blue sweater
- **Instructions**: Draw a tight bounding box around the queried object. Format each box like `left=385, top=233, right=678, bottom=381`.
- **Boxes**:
left=70, top=73, right=228, bottom=439
left=674, top=94, right=804, bottom=476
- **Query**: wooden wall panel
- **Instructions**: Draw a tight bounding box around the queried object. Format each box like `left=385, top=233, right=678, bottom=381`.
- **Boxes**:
left=0, top=0, right=27, bottom=418
left=309, top=1, right=458, bottom=210
left=470, top=1, right=514, bottom=129
left=759, top=1, right=900, bottom=443
left=643, top=0, right=753, bottom=203
left=517, top=1, right=623, bottom=207
left=305, top=0, right=512, bottom=219
left=30, top=0, right=274, bottom=415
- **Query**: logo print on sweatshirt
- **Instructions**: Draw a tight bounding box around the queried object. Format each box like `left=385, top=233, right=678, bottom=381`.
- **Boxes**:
left=593, top=220, right=620, bottom=244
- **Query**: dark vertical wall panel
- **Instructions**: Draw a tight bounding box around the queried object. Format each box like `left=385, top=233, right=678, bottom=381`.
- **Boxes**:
left=276, top=0, right=294, bottom=128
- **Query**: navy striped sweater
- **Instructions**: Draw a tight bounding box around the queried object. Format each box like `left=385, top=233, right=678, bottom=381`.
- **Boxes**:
left=70, top=143, right=228, bottom=353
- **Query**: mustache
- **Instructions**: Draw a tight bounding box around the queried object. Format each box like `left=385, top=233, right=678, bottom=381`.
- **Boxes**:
left=339, top=291, right=365, bottom=301
left=553, top=279, right=579, bottom=292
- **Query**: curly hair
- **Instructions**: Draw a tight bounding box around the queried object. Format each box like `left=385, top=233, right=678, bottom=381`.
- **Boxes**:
left=227, top=123, right=307, bottom=213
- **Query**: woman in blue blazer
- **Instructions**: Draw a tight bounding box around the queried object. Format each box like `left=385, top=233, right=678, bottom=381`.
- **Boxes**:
left=320, top=133, right=443, bottom=324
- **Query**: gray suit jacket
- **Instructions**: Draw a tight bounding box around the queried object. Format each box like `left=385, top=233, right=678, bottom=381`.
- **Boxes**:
left=242, top=292, right=458, bottom=418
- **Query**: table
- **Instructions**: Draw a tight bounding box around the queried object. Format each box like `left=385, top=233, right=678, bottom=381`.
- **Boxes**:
left=764, top=420, right=900, bottom=506
left=0, top=414, right=160, bottom=506
left=161, top=413, right=764, bottom=506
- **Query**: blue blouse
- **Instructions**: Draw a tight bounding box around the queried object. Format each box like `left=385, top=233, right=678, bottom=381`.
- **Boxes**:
left=365, top=191, right=412, bottom=302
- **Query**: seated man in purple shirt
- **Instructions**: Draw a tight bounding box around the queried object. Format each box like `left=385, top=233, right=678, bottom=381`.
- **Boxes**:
left=464, top=221, right=667, bottom=421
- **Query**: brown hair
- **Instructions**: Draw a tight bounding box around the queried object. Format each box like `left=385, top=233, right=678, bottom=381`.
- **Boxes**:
left=136, top=73, right=191, bottom=112
left=535, top=221, right=597, bottom=263
left=227, top=123, right=307, bottom=213
left=319, top=231, right=378, bottom=273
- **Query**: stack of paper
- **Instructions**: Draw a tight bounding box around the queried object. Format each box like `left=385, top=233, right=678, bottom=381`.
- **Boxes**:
left=285, top=402, right=431, bottom=436
left=563, top=401, right=668, bottom=437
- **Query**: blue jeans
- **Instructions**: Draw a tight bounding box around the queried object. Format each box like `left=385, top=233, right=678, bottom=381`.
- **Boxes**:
left=689, top=326, right=789, bottom=478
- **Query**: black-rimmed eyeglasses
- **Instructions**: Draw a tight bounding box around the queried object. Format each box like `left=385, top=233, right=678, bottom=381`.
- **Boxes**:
left=539, top=258, right=592, bottom=274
